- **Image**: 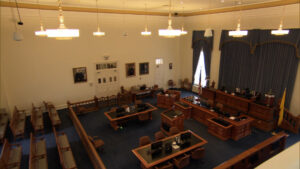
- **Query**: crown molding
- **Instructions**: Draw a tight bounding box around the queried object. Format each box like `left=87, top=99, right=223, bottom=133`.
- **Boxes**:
left=0, top=0, right=298, bottom=17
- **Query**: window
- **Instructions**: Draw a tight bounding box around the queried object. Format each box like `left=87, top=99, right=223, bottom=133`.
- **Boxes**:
left=155, top=58, right=163, bottom=65
left=193, top=50, right=207, bottom=87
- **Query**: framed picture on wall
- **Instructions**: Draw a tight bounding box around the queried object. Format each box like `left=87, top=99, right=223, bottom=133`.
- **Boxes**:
left=73, top=67, right=87, bottom=83
left=169, top=63, right=173, bottom=69
left=126, top=63, right=136, bottom=77
left=139, top=62, right=149, bottom=75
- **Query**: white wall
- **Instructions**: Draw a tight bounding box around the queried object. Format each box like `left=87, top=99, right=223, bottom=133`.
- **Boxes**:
left=179, top=4, right=300, bottom=115
left=0, top=7, right=182, bottom=113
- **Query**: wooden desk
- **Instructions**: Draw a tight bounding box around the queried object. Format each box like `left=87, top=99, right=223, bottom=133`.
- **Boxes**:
left=181, top=96, right=254, bottom=141
left=174, top=102, right=192, bottom=119
left=104, top=103, right=157, bottom=130
left=201, top=87, right=216, bottom=101
left=132, top=130, right=207, bottom=169
left=215, top=90, right=251, bottom=113
left=161, top=109, right=185, bottom=135
left=131, top=89, right=155, bottom=101
left=157, top=94, right=177, bottom=109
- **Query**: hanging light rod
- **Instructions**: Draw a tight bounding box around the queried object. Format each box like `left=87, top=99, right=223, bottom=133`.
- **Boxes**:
left=1, top=0, right=297, bottom=16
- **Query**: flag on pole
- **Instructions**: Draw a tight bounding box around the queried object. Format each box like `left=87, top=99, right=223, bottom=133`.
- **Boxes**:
left=277, top=88, right=286, bottom=126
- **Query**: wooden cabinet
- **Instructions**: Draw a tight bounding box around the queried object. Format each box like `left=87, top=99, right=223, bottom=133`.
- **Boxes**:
left=160, top=109, right=184, bottom=136
left=157, top=94, right=177, bottom=109
left=207, top=118, right=233, bottom=141
left=174, top=102, right=192, bottom=119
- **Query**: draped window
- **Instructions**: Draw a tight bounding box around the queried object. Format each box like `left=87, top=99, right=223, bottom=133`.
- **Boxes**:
left=218, top=29, right=300, bottom=107
left=192, top=30, right=214, bottom=88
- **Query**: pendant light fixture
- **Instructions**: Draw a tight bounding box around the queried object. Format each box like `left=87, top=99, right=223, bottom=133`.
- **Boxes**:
left=34, top=0, right=47, bottom=36
left=158, top=0, right=181, bottom=38
left=229, top=1, right=247, bottom=37
left=271, top=7, right=289, bottom=36
left=141, top=1, right=151, bottom=36
left=204, top=0, right=212, bottom=37
left=93, top=0, right=105, bottom=36
left=46, top=0, right=79, bottom=40
left=180, top=6, right=187, bottom=35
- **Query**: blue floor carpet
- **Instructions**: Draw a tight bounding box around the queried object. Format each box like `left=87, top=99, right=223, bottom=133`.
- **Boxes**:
left=1, top=90, right=299, bottom=169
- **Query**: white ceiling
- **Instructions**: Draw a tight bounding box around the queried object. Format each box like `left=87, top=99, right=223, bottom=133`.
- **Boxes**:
left=2, top=0, right=280, bottom=13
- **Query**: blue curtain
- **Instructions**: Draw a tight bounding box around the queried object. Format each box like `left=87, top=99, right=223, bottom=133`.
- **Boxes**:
left=192, top=30, right=214, bottom=86
left=218, top=29, right=300, bottom=107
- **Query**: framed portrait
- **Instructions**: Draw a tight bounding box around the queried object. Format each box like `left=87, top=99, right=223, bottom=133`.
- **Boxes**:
left=139, top=62, right=149, bottom=75
left=73, top=67, right=87, bottom=83
left=126, top=63, right=136, bottom=77
left=169, top=63, right=173, bottom=70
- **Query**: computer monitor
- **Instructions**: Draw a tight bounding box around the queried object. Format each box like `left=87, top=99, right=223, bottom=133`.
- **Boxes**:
left=151, top=141, right=162, bottom=150
left=180, top=132, right=191, bottom=141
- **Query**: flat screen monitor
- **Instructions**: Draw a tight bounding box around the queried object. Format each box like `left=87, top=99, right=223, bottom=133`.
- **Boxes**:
left=151, top=141, right=162, bottom=150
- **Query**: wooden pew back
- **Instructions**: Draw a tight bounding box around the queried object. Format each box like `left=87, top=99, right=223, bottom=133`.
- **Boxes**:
left=68, top=105, right=106, bottom=169
left=280, top=109, right=300, bottom=134
left=214, top=132, right=288, bottom=169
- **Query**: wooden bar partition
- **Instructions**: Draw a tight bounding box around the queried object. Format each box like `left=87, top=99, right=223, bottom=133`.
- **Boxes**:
left=214, top=132, right=288, bottom=169
left=68, top=104, right=106, bottom=169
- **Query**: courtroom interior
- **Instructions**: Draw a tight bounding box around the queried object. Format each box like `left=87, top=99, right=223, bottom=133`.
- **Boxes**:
left=0, top=0, right=299, bottom=169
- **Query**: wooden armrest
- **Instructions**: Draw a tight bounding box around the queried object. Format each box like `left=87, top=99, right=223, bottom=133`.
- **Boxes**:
left=11, top=143, right=21, bottom=147
left=33, top=154, right=46, bottom=159
left=60, top=147, right=71, bottom=151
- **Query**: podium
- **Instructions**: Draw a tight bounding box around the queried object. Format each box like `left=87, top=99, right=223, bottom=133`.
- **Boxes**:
left=160, top=109, right=184, bottom=136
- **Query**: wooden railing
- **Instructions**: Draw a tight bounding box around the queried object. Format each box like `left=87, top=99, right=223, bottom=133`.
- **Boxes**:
left=68, top=105, right=106, bottom=169
left=279, top=109, right=300, bottom=134
left=214, top=132, right=288, bottom=169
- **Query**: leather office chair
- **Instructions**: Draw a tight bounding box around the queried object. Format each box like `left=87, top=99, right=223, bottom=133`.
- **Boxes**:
left=190, top=147, right=205, bottom=160
left=216, top=103, right=224, bottom=111
left=139, top=136, right=151, bottom=147
left=138, top=113, right=151, bottom=121
left=155, top=131, right=166, bottom=141
left=135, top=100, right=143, bottom=105
left=88, top=136, right=104, bottom=152
left=170, top=127, right=180, bottom=135
left=207, top=100, right=214, bottom=107
left=154, top=162, right=173, bottom=169
left=168, top=80, right=176, bottom=89
left=173, top=154, right=190, bottom=169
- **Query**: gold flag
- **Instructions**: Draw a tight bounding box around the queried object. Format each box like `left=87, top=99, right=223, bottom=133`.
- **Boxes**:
left=277, top=88, right=286, bottom=126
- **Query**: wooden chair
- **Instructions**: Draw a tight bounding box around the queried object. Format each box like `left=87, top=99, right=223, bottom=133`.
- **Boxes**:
left=155, top=162, right=174, bottom=169
left=139, top=136, right=151, bottom=147
left=135, top=100, right=143, bottom=105
left=168, top=80, right=176, bottom=89
left=190, top=147, right=205, bottom=160
left=88, top=136, right=104, bottom=151
left=155, top=131, right=166, bottom=141
left=0, top=139, right=22, bottom=169
left=169, top=127, right=180, bottom=135
left=173, top=154, right=190, bottom=169
left=108, top=95, right=118, bottom=106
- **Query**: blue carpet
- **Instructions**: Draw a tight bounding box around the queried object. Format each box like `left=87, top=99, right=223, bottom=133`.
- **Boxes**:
left=1, top=90, right=299, bottom=169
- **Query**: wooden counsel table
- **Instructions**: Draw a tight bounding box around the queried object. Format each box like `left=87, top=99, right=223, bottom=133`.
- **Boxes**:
left=161, top=109, right=184, bottom=135
left=104, top=103, right=157, bottom=130
left=181, top=96, right=254, bottom=141
left=132, top=130, right=207, bottom=169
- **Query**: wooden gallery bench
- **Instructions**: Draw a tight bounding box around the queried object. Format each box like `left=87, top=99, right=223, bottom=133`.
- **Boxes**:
left=0, top=109, right=9, bottom=143
left=29, top=133, right=48, bottom=169
left=44, top=102, right=61, bottom=127
left=9, top=106, right=26, bottom=140
left=214, top=132, right=288, bottom=169
left=31, top=104, right=44, bottom=134
left=0, top=139, right=22, bottom=169
left=53, top=128, right=77, bottom=169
